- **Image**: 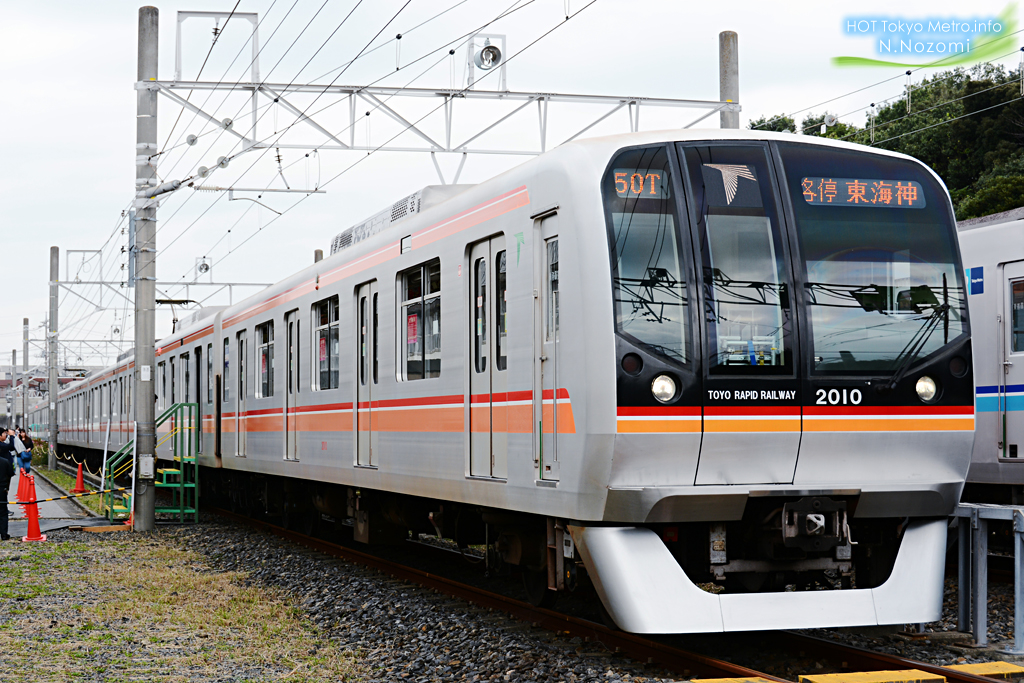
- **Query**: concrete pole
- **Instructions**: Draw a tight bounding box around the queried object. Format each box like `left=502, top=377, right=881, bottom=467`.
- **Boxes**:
left=48, top=247, right=58, bottom=468
left=719, top=31, right=739, bottom=129
left=134, top=5, right=159, bottom=531
left=22, top=318, right=28, bottom=431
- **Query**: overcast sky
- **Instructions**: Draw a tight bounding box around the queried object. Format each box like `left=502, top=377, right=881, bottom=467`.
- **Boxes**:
left=0, top=0, right=1015, bottom=370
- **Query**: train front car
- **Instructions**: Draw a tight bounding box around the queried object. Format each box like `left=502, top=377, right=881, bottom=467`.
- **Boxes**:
left=583, top=134, right=974, bottom=632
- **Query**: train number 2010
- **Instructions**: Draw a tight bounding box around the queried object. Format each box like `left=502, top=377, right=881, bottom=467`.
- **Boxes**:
left=815, top=388, right=863, bottom=405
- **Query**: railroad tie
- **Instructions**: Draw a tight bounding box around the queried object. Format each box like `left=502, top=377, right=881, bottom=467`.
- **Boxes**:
left=799, top=671, right=945, bottom=683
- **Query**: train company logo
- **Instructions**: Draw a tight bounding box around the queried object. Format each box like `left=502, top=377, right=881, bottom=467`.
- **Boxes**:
left=703, top=164, right=756, bottom=204
left=836, top=4, right=1016, bottom=67
left=967, top=266, right=984, bottom=295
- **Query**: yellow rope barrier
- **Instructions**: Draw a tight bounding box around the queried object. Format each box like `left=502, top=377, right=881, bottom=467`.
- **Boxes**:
left=8, top=486, right=127, bottom=506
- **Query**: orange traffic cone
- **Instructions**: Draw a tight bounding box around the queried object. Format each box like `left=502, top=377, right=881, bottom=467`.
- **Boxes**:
left=16, top=468, right=27, bottom=503
left=21, top=474, right=46, bottom=543
left=125, top=509, right=134, bottom=528
left=70, top=463, right=86, bottom=494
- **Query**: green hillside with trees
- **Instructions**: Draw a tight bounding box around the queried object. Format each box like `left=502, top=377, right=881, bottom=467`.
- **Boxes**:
left=748, top=64, right=1024, bottom=220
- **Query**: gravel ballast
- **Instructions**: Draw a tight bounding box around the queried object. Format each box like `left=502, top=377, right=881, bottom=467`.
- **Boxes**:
left=171, top=519, right=681, bottom=682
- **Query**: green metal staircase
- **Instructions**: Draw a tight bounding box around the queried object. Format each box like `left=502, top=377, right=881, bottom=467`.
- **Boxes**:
left=104, top=402, right=199, bottom=524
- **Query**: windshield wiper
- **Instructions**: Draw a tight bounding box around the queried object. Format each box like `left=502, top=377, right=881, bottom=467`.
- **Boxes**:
left=882, top=299, right=950, bottom=392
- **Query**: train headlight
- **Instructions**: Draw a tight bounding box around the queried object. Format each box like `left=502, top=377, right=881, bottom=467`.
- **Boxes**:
left=651, top=374, right=676, bottom=403
left=916, top=376, right=938, bottom=402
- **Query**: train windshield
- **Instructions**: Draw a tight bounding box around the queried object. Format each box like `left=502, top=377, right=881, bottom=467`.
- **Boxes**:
left=603, top=146, right=690, bottom=364
left=777, top=143, right=967, bottom=374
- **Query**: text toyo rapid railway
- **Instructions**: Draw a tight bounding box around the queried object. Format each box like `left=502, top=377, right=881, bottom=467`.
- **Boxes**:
left=35, top=129, right=976, bottom=633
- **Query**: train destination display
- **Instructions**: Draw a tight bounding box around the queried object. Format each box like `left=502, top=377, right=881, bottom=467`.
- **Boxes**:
left=801, top=177, right=925, bottom=207
left=613, top=169, right=670, bottom=198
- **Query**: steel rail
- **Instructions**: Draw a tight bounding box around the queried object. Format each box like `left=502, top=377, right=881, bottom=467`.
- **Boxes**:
left=208, top=507, right=786, bottom=681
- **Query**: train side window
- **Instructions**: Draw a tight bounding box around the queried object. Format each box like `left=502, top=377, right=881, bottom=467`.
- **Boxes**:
left=256, top=321, right=274, bottom=398
left=159, top=361, right=166, bottom=410
left=360, top=295, right=369, bottom=386
left=170, top=357, right=177, bottom=405
left=223, top=338, right=230, bottom=402
left=312, top=296, right=340, bottom=390
left=194, top=348, right=201, bottom=403
left=238, top=331, right=248, bottom=400
left=546, top=241, right=559, bottom=342
left=475, top=256, right=487, bottom=372
left=373, top=293, right=379, bottom=384
left=207, top=343, right=213, bottom=403
left=1013, top=281, right=1024, bottom=352
left=497, top=250, right=507, bottom=371
left=182, top=353, right=191, bottom=404
left=400, top=259, right=441, bottom=380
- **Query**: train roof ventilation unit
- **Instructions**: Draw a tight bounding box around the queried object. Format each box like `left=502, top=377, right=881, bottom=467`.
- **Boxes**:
left=330, top=185, right=473, bottom=256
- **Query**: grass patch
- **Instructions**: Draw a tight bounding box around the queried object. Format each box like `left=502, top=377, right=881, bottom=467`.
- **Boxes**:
left=33, top=466, right=106, bottom=516
left=0, top=532, right=359, bottom=682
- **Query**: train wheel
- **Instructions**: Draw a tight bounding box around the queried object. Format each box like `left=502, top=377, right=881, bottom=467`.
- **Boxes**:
left=522, top=567, right=558, bottom=608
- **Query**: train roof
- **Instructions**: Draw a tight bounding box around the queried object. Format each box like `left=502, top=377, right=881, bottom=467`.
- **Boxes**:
left=58, top=128, right=940, bottom=402
left=957, top=205, right=1024, bottom=232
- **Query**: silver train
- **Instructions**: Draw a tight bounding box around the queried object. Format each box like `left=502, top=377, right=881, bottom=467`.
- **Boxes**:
left=957, top=208, right=1024, bottom=494
left=39, top=130, right=975, bottom=633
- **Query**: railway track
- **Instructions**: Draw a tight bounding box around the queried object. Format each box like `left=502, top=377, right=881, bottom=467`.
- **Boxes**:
left=206, top=507, right=1010, bottom=683
left=208, top=507, right=781, bottom=680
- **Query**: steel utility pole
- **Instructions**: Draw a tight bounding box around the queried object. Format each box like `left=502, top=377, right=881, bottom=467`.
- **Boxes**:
left=22, top=318, right=28, bottom=431
left=719, top=31, right=739, bottom=129
left=48, top=247, right=58, bottom=468
left=134, top=5, right=159, bottom=531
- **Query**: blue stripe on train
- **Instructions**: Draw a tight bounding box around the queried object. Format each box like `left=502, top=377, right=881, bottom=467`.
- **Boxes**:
left=977, top=384, right=1024, bottom=395
left=977, top=395, right=1024, bottom=413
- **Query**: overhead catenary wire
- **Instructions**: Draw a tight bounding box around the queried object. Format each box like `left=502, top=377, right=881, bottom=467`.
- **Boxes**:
left=159, top=0, right=243, bottom=156
left=869, top=92, right=1024, bottom=146
left=793, top=45, right=1024, bottom=135
left=833, top=75, right=1024, bottom=142
left=155, top=0, right=469, bottom=179
left=157, top=0, right=292, bottom=174
left=73, top=0, right=380, bottom=357
left=197, top=0, right=600, bottom=276
left=160, top=0, right=539, bottom=274
left=157, top=0, right=413, bottom=255
left=155, top=0, right=386, bottom=241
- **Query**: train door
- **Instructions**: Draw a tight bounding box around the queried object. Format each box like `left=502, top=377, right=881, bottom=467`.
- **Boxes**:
left=1002, top=262, right=1024, bottom=458
left=679, top=143, right=802, bottom=485
left=534, top=215, right=561, bottom=481
left=356, top=282, right=378, bottom=467
left=285, top=310, right=299, bottom=460
left=469, top=236, right=509, bottom=479
left=236, top=330, right=248, bottom=456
